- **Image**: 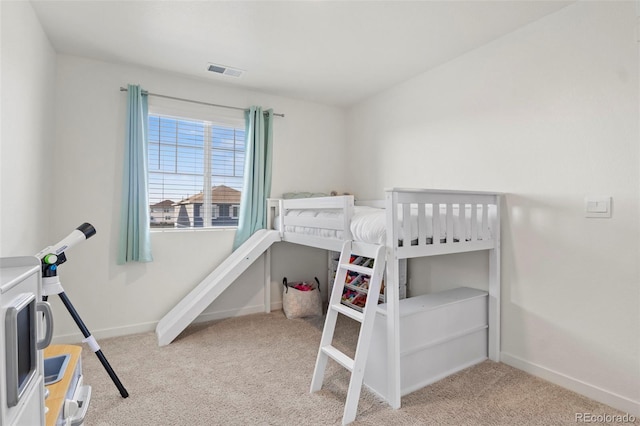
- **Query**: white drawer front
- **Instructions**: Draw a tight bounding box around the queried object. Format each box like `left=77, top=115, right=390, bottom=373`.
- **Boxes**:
left=400, top=294, right=487, bottom=354
left=401, top=327, right=488, bottom=395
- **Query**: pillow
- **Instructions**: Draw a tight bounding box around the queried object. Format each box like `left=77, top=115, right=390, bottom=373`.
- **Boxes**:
left=282, top=192, right=329, bottom=199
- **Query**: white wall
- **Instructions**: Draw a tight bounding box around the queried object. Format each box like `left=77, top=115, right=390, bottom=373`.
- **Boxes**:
left=347, top=0, right=639, bottom=415
left=48, top=55, right=347, bottom=340
left=0, top=1, right=56, bottom=256
left=5, top=0, right=638, bottom=415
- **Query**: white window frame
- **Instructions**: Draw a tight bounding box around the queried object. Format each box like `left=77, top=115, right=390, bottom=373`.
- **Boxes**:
left=148, top=98, right=245, bottom=231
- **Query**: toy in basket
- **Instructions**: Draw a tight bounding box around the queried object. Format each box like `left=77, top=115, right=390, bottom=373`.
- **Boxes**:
left=282, top=277, right=322, bottom=319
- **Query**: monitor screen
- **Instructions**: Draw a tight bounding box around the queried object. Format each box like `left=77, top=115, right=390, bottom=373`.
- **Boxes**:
left=5, top=293, right=37, bottom=407
left=16, top=303, right=33, bottom=391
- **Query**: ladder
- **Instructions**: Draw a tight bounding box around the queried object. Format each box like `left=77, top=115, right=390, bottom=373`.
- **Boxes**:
left=310, top=240, right=386, bottom=425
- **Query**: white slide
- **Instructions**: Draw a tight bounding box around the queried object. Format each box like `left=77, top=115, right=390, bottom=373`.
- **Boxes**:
left=156, top=229, right=281, bottom=346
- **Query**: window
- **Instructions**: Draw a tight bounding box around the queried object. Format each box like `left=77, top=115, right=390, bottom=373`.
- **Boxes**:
left=148, top=113, right=245, bottom=229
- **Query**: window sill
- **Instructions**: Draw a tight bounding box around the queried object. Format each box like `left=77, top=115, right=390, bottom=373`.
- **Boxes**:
left=150, top=227, right=238, bottom=234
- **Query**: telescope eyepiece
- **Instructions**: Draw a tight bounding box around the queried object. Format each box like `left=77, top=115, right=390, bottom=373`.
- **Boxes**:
left=77, top=223, right=96, bottom=239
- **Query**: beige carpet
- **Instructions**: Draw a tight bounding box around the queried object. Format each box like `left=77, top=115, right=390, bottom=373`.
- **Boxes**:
left=80, top=311, right=634, bottom=425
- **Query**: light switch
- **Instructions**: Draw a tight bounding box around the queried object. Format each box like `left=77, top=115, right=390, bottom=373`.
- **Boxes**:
left=587, top=201, right=607, bottom=213
left=585, top=196, right=611, bottom=218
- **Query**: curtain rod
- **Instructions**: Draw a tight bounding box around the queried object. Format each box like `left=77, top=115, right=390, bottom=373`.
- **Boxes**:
left=119, top=87, right=284, bottom=118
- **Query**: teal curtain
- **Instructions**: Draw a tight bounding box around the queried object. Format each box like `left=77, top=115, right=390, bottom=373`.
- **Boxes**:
left=117, top=84, right=153, bottom=263
left=233, top=106, right=273, bottom=250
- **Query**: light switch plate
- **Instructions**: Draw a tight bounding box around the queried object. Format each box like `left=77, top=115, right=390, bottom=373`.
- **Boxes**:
left=585, top=196, right=611, bottom=218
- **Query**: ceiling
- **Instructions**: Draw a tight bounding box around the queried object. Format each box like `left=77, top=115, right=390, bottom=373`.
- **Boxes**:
left=31, top=1, right=573, bottom=107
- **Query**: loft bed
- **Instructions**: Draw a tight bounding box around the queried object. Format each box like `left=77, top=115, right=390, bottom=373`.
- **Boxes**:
left=266, top=188, right=501, bottom=409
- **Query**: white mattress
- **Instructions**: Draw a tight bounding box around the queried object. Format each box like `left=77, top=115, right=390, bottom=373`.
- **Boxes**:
left=274, top=205, right=493, bottom=245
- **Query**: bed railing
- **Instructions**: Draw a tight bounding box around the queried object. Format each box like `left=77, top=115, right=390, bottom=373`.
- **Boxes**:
left=267, top=196, right=355, bottom=252
left=386, top=188, right=500, bottom=258
left=267, top=189, right=500, bottom=257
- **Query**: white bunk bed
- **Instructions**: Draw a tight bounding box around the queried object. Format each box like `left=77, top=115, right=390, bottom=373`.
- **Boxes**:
left=267, top=188, right=501, bottom=409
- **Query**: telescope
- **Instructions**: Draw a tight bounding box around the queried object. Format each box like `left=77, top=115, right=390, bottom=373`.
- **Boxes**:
left=36, top=222, right=129, bottom=398
left=36, top=222, right=96, bottom=263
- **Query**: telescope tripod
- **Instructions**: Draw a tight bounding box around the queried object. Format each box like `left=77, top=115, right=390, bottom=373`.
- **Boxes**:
left=43, top=272, right=129, bottom=398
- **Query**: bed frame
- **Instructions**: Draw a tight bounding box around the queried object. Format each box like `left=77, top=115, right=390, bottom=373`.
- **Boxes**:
left=267, top=188, right=501, bottom=409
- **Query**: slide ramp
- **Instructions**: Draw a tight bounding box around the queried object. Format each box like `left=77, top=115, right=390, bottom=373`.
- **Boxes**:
left=156, top=229, right=281, bottom=346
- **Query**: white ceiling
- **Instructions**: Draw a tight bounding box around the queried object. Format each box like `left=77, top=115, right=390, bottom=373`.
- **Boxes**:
left=31, top=0, right=573, bottom=107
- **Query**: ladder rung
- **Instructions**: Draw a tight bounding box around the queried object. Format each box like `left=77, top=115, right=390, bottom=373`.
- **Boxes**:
left=331, top=302, right=364, bottom=322
left=340, top=263, right=374, bottom=276
left=321, top=345, right=354, bottom=371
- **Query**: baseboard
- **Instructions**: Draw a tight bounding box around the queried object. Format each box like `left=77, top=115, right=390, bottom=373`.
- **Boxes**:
left=501, top=352, right=640, bottom=416
left=51, top=321, right=158, bottom=344
left=192, top=302, right=282, bottom=324
left=51, top=302, right=285, bottom=345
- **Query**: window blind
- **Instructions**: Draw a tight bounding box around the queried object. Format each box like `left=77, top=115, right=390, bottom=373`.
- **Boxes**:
left=148, top=114, right=245, bottom=229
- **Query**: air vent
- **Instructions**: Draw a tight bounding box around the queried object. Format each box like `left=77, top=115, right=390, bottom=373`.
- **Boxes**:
left=207, top=63, right=245, bottom=78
